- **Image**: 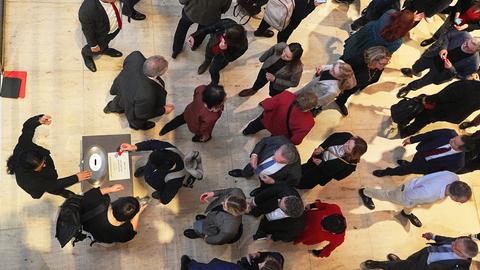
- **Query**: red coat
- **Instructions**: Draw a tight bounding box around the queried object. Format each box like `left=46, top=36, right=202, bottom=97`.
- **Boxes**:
left=294, top=200, right=346, bottom=257
left=184, top=85, right=224, bottom=137
left=260, top=91, right=315, bottom=145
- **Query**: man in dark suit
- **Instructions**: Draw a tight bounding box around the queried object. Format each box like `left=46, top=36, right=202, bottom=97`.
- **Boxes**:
left=397, top=31, right=480, bottom=98
left=79, top=0, right=146, bottom=72
left=228, top=136, right=301, bottom=196
left=362, top=233, right=478, bottom=270
left=249, top=184, right=305, bottom=242
left=373, top=128, right=473, bottom=177
left=103, top=51, right=174, bottom=130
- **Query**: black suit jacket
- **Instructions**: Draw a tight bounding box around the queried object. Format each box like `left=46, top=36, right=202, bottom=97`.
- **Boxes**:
left=79, top=0, right=135, bottom=48
left=111, top=51, right=167, bottom=129
left=246, top=136, right=301, bottom=186
left=298, top=132, right=358, bottom=188
left=420, top=235, right=471, bottom=270
left=410, top=129, right=465, bottom=173
left=252, top=184, right=301, bottom=216
left=12, top=115, right=78, bottom=199
left=258, top=213, right=306, bottom=242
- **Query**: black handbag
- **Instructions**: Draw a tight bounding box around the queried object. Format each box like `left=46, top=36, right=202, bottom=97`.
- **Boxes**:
left=390, top=95, right=425, bottom=126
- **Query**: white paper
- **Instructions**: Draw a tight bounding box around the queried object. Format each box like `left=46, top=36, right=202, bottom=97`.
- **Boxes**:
left=107, top=152, right=130, bottom=180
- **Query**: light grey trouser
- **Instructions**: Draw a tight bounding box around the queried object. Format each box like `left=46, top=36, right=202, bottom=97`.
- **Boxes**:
left=364, top=185, right=414, bottom=214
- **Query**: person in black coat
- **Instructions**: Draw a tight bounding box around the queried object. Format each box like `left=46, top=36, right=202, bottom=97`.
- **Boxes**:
left=254, top=0, right=321, bottom=43
left=398, top=80, right=480, bottom=137
left=362, top=233, right=477, bottom=270
left=350, top=0, right=401, bottom=31
left=249, top=184, right=305, bottom=242
left=373, top=128, right=475, bottom=177
left=6, top=115, right=92, bottom=199
left=297, top=132, right=367, bottom=189
left=187, top=19, right=248, bottom=85
left=119, top=140, right=184, bottom=204
left=78, top=0, right=145, bottom=72
left=103, top=51, right=174, bottom=130
left=403, top=0, right=452, bottom=27
left=336, top=46, right=392, bottom=116
left=237, top=251, right=284, bottom=270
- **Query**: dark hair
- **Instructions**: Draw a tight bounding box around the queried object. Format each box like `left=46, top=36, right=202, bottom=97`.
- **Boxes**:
left=459, top=135, right=477, bottom=152
left=288, top=43, right=303, bottom=62
left=148, top=150, right=176, bottom=170
left=380, top=10, right=415, bottom=41
left=111, top=197, right=140, bottom=222
left=225, top=24, right=246, bottom=45
left=449, top=181, right=472, bottom=201
left=283, top=196, right=304, bottom=218
left=345, top=136, right=368, bottom=163
left=7, top=150, right=46, bottom=174
left=321, top=214, right=346, bottom=234
left=260, top=257, right=282, bottom=270
left=202, top=84, right=226, bottom=109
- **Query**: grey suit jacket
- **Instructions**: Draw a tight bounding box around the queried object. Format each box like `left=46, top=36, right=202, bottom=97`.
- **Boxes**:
left=259, top=43, right=303, bottom=91
left=422, top=31, right=479, bottom=79
left=250, top=136, right=301, bottom=186
left=202, top=188, right=245, bottom=245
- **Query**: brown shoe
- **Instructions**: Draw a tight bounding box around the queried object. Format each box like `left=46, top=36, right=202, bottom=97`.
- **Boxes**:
left=238, top=88, right=257, bottom=97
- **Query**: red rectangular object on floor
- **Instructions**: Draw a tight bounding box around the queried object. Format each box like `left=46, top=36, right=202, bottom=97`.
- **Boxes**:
left=4, top=71, right=27, bottom=98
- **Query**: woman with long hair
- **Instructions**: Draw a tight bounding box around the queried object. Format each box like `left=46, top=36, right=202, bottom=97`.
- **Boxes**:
left=297, top=132, right=368, bottom=189
left=7, top=114, right=91, bottom=199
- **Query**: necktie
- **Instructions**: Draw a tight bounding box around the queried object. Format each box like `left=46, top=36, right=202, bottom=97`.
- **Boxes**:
left=255, top=159, right=276, bottom=174
left=422, top=147, right=451, bottom=159
left=428, top=245, right=453, bottom=253
left=111, top=2, right=122, bottom=30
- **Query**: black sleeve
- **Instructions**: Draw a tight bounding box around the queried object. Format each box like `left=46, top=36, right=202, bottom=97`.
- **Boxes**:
left=254, top=185, right=282, bottom=204
left=135, top=140, right=176, bottom=152
left=78, top=4, right=98, bottom=47
left=320, top=132, right=352, bottom=149
left=81, top=188, right=109, bottom=212
left=112, top=222, right=137, bottom=243
left=45, top=174, right=79, bottom=193
left=191, top=19, right=236, bottom=41
left=16, top=115, right=43, bottom=152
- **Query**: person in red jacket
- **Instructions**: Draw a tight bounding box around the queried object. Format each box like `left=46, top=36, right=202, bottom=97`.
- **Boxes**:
left=159, top=84, right=225, bottom=142
left=294, top=200, right=346, bottom=258
left=242, top=91, right=317, bottom=145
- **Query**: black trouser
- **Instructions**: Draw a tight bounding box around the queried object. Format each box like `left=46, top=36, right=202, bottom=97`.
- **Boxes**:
left=172, top=9, right=207, bottom=53
left=335, top=87, right=358, bottom=106
left=154, top=179, right=183, bottom=205
left=370, top=248, right=429, bottom=270
left=251, top=68, right=283, bottom=96
left=204, top=38, right=231, bottom=85
left=81, top=29, right=120, bottom=57
left=382, top=153, right=432, bottom=176
left=49, top=188, right=76, bottom=199
left=405, top=57, right=452, bottom=91
left=160, top=113, right=186, bottom=135
left=401, top=110, right=436, bottom=137
left=243, top=114, right=266, bottom=135
left=105, top=96, right=125, bottom=113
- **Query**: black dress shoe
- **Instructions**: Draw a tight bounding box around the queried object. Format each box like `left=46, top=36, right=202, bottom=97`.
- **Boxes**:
left=172, top=51, right=180, bottom=59
left=401, top=210, right=422, bottom=227
left=103, top=48, right=123, bottom=57
left=134, top=166, right=145, bottom=177
left=197, top=61, right=210, bottom=74
left=336, top=101, right=349, bottom=116
left=254, top=29, right=274, bottom=38
left=131, top=10, right=146, bottom=20
left=249, top=187, right=261, bottom=197
left=372, top=169, right=387, bottom=177
left=311, top=107, right=323, bottom=117
left=252, top=231, right=268, bottom=240
left=192, top=135, right=211, bottom=142
left=180, top=255, right=191, bottom=270
left=358, top=188, right=375, bottom=210
left=151, top=191, right=161, bottom=200
left=183, top=229, right=201, bottom=239
left=459, top=121, right=474, bottom=129
left=363, top=260, right=381, bottom=269
left=139, top=121, right=156, bottom=130
left=387, top=253, right=401, bottom=262
left=400, top=68, right=414, bottom=77
left=195, top=214, right=206, bottom=220
left=82, top=53, right=97, bottom=72
left=420, top=38, right=436, bottom=47
left=103, top=105, right=112, bottom=114
left=396, top=159, right=408, bottom=166
left=396, top=87, right=411, bottom=98
left=228, top=169, right=243, bottom=178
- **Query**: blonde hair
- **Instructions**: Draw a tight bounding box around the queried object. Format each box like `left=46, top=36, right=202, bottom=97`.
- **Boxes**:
left=335, top=62, right=357, bottom=91
left=224, top=196, right=247, bottom=216
left=364, top=46, right=392, bottom=66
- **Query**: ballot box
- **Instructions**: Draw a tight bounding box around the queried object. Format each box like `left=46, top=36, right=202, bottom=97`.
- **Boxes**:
left=81, top=134, right=133, bottom=197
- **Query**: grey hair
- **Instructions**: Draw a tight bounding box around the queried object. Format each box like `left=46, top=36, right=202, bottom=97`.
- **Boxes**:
left=143, top=55, right=168, bottom=77
left=279, top=143, right=299, bottom=164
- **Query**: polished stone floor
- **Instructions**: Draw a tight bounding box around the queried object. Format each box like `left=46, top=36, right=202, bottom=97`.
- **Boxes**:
left=1, top=0, right=479, bottom=269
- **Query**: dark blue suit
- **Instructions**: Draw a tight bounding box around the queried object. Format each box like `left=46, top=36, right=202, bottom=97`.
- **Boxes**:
left=188, top=258, right=243, bottom=270
left=384, top=129, right=464, bottom=176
